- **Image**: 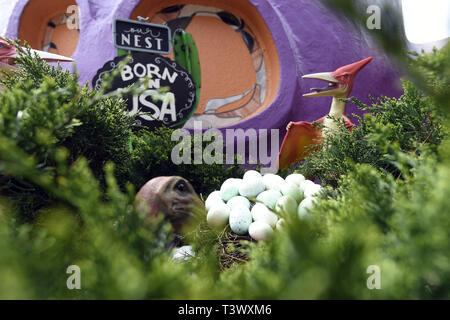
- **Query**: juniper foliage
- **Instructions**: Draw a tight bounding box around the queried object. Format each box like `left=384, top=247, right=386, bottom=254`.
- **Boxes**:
left=0, top=40, right=242, bottom=221
left=0, top=38, right=449, bottom=299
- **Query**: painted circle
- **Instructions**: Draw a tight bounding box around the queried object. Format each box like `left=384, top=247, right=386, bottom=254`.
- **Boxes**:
left=130, top=0, right=293, bottom=130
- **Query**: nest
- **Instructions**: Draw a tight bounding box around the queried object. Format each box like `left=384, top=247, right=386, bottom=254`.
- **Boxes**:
left=216, top=227, right=254, bottom=271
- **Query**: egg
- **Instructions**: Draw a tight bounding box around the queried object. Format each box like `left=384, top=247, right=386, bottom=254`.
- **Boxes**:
left=299, top=180, right=316, bottom=194
left=220, top=178, right=242, bottom=202
left=229, top=205, right=253, bottom=235
left=205, top=191, right=223, bottom=211
left=249, top=221, right=273, bottom=241
left=207, top=203, right=231, bottom=228
left=256, top=189, right=282, bottom=210
left=275, top=195, right=298, bottom=217
left=262, top=173, right=286, bottom=192
left=298, top=197, right=318, bottom=219
left=251, top=203, right=278, bottom=228
left=227, top=196, right=251, bottom=210
left=285, top=173, right=306, bottom=187
left=281, top=182, right=303, bottom=204
left=172, top=245, right=195, bottom=261
left=303, top=183, right=322, bottom=198
left=276, top=218, right=285, bottom=231
left=239, top=177, right=265, bottom=199
left=243, top=170, right=262, bottom=181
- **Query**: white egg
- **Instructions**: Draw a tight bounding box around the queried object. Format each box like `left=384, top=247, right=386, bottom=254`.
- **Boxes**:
left=276, top=218, right=285, bottom=231
left=220, top=178, right=242, bottom=202
left=256, top=189, right=282, bottom=210
left=262, top=173, right=286, bottom=192
left=303, top=183, right=322, bottom=198
left=239, top=177, right=265, bottom=199
left=298, top=197, right=318, bottom=219
left=172, top=246, right=195, bottom=261
left=299, top=180, right=316, bottom=194
left=229, top=205, right=252, bottom=235
left=275, top=195, right=298, bottom=216
left=281, top=182, right=303, bottom=204
left=227, top=196, right=251, bottom=210
left=207, top=203, right=231, bottom=228
left=251, top=203, right=278, bottom=228
left=205, top=191, right=223, bottom=211
left=243, top=170, right=262, bottom=181
left=249, top=221, right=273, bottom=241
left=285, top=173, right=306, bottom=187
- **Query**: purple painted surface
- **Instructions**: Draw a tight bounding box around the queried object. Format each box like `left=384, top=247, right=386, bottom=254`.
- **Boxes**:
left=3, top=0, right=402, bottom=135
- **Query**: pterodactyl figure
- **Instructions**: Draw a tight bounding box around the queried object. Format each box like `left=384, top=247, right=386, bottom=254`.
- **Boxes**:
left=0, top=39, right=74, bottom=74
left=277, top=57, right=373, bottom=171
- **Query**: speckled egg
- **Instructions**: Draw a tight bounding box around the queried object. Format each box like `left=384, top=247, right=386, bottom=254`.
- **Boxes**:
left=251, top=203, right=279, bottom=228
left=243, top=170, right=263, bottom=181
left=262, top=173, right=286, bottom=192
left=299, top=180, right=316, bottom=195
left=227, top=196, right=251, bottom=210
left=275, top=195, right=298, bottom=217
left=256, top=189, right=282, bottom=210
left=205, top=191, right=224, bottom=211
left=249, top=221, right=273, bottom=241
left=207, top=203, right=231, bottom=228
left=229, top=205, right=253, bottom=235
left=285, top=173, right=306, bottom=187
left=281, top=182, right=303, bottom=204
left=239, top=177, right=265, bottom=199
left=220, top=178, right=242, bottom=202
left=298, top=197, right=318, bottom=219
left=303, top=183, right=322, bottom=198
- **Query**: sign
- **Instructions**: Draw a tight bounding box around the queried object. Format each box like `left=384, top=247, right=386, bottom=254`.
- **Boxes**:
left=113, top=18, right=171, bottom=55
left=92, top=52, right=196, bottom=130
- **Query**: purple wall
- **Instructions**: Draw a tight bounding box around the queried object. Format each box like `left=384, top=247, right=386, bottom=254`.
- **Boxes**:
left=3, top=0, right=402, bottom=135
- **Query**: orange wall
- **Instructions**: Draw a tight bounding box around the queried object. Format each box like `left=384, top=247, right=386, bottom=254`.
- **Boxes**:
left=18, top=0, right=79, bottom=57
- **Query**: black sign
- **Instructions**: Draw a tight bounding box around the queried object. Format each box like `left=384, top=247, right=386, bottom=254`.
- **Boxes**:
left=92, top=52, right=196, bottom=130
left=113, top=18, right=171, bottom=55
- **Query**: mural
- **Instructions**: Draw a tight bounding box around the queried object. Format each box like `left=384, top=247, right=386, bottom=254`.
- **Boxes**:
left=0, top=0, right=402, bottom=134
left=148, top=4, right=268, bottom=128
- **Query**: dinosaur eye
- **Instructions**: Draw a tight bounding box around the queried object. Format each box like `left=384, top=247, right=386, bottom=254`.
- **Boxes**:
left=344, top=74, right=350, bottom=78
left=0, top=44, right=4, bottom=48
left=176, top=182, right=187, bottom=193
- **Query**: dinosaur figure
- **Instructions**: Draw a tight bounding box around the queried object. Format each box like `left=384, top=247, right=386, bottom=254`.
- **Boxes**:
left=0, top=38, right=74, bottom=74
left=135, top=176, right=205, bottom=234
left=277, top=57, right=373, bottom=171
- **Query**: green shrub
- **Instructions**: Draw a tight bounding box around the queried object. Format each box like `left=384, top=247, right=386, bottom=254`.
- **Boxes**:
left=0, top=41, right=242, bottom=221
left=0, top=39, right=449, bottom=299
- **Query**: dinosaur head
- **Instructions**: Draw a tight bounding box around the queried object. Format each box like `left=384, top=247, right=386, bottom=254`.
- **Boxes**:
left=302, top=57, right=372, bottom=98
left=0, top=38, right=74, bottom=71
left=135, top=176, right=205, bottom=234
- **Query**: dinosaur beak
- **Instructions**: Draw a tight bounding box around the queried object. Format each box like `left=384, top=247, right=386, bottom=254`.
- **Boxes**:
left=302, top=57, right=373, bottom=98
left=13, top=48, right=74, bottom=63
left=302, top=72, right=343, bottom=98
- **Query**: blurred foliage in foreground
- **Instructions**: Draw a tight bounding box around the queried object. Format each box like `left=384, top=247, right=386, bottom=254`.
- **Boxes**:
left=0, top=27, right=450, bottom=299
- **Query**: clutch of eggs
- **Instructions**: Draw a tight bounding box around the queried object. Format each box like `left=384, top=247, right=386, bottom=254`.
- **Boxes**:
left=206, top=171, right=322, bottom=241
